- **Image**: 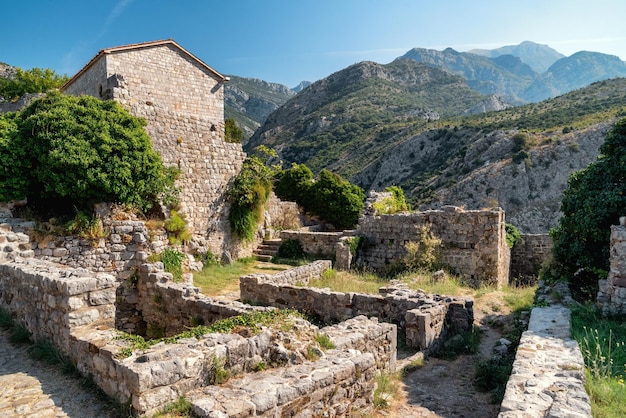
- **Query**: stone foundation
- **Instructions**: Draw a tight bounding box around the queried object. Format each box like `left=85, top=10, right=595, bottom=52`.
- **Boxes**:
left=240, top=265, right=473, bottom=354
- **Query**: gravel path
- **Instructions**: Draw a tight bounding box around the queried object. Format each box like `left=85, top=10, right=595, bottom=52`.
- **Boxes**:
left=0, top=330, right=118, bottom=418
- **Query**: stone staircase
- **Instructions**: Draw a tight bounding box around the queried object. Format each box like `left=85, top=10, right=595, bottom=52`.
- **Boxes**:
left=253, top=238, right=281, bottom=262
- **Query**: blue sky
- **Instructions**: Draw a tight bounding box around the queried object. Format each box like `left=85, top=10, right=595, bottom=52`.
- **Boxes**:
left=2, top=0, right=625, bottom=88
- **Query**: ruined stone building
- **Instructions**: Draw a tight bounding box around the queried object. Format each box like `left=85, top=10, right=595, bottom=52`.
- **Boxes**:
left=62, top=39, right=246, bottom=256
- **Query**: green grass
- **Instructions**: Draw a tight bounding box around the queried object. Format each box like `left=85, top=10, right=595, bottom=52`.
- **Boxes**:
left=192, top=257, right=289, bottom=296
left=571, top=303, right=626, bottom=417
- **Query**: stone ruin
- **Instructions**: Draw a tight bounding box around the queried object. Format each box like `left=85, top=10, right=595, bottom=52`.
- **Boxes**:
left=0, top=221, right=475, bottom=416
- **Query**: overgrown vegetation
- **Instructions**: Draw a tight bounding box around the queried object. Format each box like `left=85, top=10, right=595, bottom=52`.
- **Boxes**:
left=226, top=149, right=276, bottom=241
left=372, top=185, right=409, bottom=214
left=0, top=92, right=179, bottom=215
left=163, top=210, right=191, bottom=245
left=400, top=224, right=443, bottom=272
left=224, top=118, right=243, bottom=143
left=570, top=303, right=626, bottom=417
left=159, top=249, right=185, bottom=282
left=274, top=164, right=365, bottom=229
left=505, top=223, right=521, bottom=249
left=116, top=309, right=301, bottom=358
left=0, top=67, right=68, bottom=101
left=549, top=117, right=626, bottom=298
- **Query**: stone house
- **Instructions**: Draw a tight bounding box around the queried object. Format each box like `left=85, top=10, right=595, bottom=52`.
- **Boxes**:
left=62, top=39, right=246, bottom=257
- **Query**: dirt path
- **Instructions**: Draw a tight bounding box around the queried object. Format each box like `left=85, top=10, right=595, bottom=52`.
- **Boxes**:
left=0, top=329, right=118, bottom=418
left=379, top=293, right=516, bottom=418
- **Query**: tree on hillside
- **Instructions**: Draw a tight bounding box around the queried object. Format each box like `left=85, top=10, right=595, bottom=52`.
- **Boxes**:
left=550, top=117, right=626, bottom=298
left=0, top=67, right=68, bottom=101
left=0, top=92, right=178, bottom=214
left=224, top=118, right=243, bottom=143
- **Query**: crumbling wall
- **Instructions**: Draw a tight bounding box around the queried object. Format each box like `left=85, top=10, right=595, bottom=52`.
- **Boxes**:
left=598, top=217, right=626, bottom=315
left=240, top=271, right=473, bottom=354
left=510, top=234, right=552, bottom=285
left=357, top=206, right=509, bottom=287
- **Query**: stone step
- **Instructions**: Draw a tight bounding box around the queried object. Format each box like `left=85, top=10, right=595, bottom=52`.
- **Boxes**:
left=253, top=239, right=281, bottom=262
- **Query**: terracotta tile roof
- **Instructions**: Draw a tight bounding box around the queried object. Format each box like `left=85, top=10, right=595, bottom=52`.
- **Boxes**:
left=61, top=39, right=228, bottom=90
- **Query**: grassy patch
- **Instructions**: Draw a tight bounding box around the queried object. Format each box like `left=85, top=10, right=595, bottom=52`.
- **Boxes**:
left=570, top=303, right=626, bottom=417
left=192, top=257, right=289, bottom=296
left=116, top=309, right=302, bottom=358
left=308, top=269, right=388, bottom=294
left=374, top=372, right=401, bottom=409
left=153, top=396, right=194, bottom=417
left=474, top=355, right=514, bottom=403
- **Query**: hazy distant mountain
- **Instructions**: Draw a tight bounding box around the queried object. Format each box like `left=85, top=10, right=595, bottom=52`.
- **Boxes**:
left=522, top=51, right=626, bottom=102
left=468, top=40, right=564, bottom=73
left=292, top=81, right=312, bottom=93
left=224, top=75, right=296, bottom=140
left=398, top=43, right=626, bottom=105
left=397, top=47, right=537, bottom=104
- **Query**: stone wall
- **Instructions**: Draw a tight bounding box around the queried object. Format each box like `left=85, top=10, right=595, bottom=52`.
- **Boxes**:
left=510, top=234, right=552, bottom=285
left=280, top=230, right=344, bottom=257
left=499, top=305, right=591, bottom=417
left=62, top=41, right=247, bottom=258
left=597, top=217, right=626, bottom=315
left=0, top=224, right=396, bottom=416
left=240, top=269, right=473, bottom=354
left=357, top=206, right=510, bottom=287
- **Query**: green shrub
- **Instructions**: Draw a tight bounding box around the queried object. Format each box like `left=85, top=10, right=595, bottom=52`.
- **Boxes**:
left=505, top=223, right=521, bottom=249
left=550, top=117, right=626, bottom=296
left=0, top=113, right=29, bottom=201
left=66, top=212, right=107, bottom=241
left=278, top=239, right=305, bottom=259
left=0, top=67, right=68, bottom=101
left=224, top=118, right=243, bottom=143
left=226, top=153, right=275, bottom=241
left=402, top=224, right=443, bottom=271
left=0, top=92, right=178, bottom=212
left=308, top=170, right=365, bottom=229
left=160, top=248, right=185, bottom=282
left=273, top=163, right=313, bottom=204
left=164, top=210, right=191, bottom=245
left=372, top=186, right=409, bottom=214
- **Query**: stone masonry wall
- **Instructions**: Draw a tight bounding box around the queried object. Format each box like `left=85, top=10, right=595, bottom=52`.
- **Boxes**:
left=280, top=230, right=344, bottom=256
left=62, top=42, right=247, bottom=258
left=598, top=217, right=626, bottom=315
left=240, top=266, right=473, bottom=354
left=357, top=206, right=510, bottom=287
left=510, top=234, right=552, bottom=285
left=0, top=225, right=396, bottom=416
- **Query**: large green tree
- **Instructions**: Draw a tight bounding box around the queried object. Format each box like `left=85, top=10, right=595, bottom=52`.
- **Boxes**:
left=550, top=117, right=626, bottom=296
left=0, top=92, right=177, bottom=212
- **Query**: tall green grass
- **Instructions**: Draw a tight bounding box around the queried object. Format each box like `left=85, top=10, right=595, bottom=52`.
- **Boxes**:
left=571, top=303, right=626, bottom=417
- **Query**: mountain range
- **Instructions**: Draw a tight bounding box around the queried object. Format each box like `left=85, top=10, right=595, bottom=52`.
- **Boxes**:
left=238, top=41, right=626, bottom=233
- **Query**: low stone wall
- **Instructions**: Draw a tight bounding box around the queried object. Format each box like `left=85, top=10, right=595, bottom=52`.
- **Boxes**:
left=31, top=220, right=168, bottom=277
left=1, top=225, right=396, bottom=416
left=241, top=270, right=473, bottom=354
left=136, top=264, right=272, bottom=337
left=510, top=234, right=552, bottom=285
left=498, top=305, right=591, bottom=417
left=357, top=206, right=510, bottom=288
left=597, top=217, right=626, bottom=315
left=280, top=230, right=344, bottom=257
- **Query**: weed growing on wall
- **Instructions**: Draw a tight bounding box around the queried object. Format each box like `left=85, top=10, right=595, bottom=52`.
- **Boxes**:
left=159, top=249, right=185, bottom=282
left=402, top=224, right=443, bottom=271
left=164, top=210, right=191, bottom=245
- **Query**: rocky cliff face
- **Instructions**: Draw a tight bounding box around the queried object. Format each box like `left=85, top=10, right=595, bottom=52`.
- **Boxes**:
left=355, top=121, right=612, bottom=233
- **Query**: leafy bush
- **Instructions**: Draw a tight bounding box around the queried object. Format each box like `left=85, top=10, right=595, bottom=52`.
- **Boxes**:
left=505, top=223, right=521, bottom=249
left=402, top=224, right=443, bottom=271
left=0, top=92, right=178, bottom=213
left=164, top=210, right=191, bottom=245
left=0, top=67, right=68, bottom=101
left=372, top=186, right=409, bottom=214
left=273, top=163, right=313, bottom=204
left=550, top=118, right=626, bottom=295
left=66, top=212, right=107, bottom=241
left=307, top=170, right=365, bottom=229
left=159, top=248, right=185, bottom=282
left=274, top=164, right=365, bottom=229
left=0, top=113, right=29, bottom=201
left=277, top=239, right=305, bottom=259
left=226, top=154, right=275, bottom=241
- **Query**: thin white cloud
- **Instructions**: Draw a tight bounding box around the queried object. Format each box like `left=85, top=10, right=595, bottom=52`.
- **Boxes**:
left=60, top=0, right=134, bottom=75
